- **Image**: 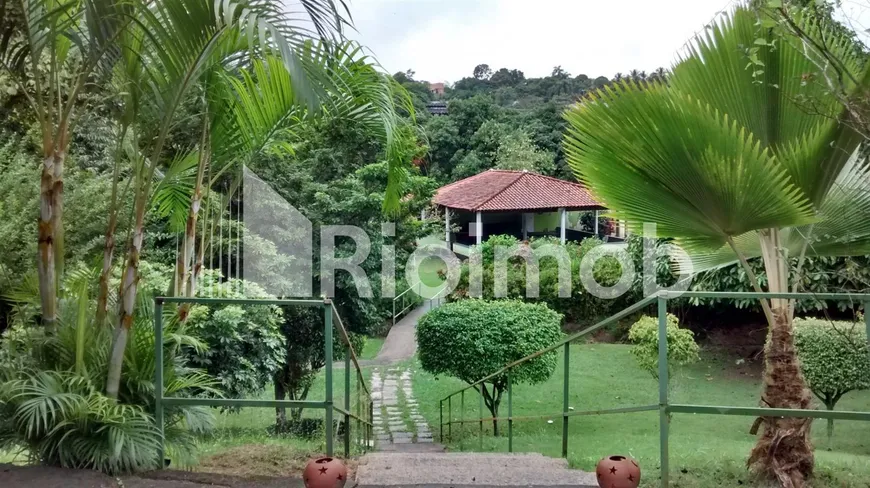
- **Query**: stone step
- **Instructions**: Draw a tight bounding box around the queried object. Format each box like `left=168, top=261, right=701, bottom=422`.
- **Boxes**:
left=355, top=452, right=598, bottom=487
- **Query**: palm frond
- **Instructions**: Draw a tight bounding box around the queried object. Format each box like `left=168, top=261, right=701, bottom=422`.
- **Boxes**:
left=565, top=81, right=815, bottom=251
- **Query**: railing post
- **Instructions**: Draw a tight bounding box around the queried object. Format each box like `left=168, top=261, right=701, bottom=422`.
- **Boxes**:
left=154, top=298, right=165, bottom=467
left=507, top=369, right=513, bottom=453
left=324, top=303, right=334, bottom=456
left=344, top=345, right=351, bottom=457
left=479, top=387, right=484, bottom=449
left=448, top=395, right=452, bottom=441
left=355, top=375, right=361, bottom=451
left=439, top=399, right=444, bottom=442
left=562, top=341, right=570, bottom=458
left=657, top=295, right=670, bottom=487
left=865, top=302, right=869, bottom=362
left=369, top=400, right=374, bottom=450
left=460, top=390, right=465, bottom=448
left=392, top=298, right=396, bottom=328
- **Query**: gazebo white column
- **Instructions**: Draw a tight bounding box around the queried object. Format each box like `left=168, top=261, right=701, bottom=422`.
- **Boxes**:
left=593, top=210, right=599, bottom=235
left=522, top=213, right=529, bottom=240
left=444, top=208, right=451, bottom=244
left=559, top=207, right=567, bottom=244
left=476, top=211, right=483, bottom=246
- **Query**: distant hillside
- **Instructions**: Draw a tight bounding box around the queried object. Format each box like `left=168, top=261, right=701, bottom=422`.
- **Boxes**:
left=394, top=65, right=666, bottom=183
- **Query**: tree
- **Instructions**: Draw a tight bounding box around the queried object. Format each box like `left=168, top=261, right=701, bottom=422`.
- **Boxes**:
left=794, top=317, right=870, bottom=447
left=628, top=314, right=699, bottom=382
left=416, top=300, right=563, bottom=435
left=489, top=68, right=525, bottom=87
left=0, top=0, right=132, bottom=326
left=494, top=131, right=554, bottom=174
left=564, top=7, right=870, bottom=486
left=473, top=63, right=493, bottom=80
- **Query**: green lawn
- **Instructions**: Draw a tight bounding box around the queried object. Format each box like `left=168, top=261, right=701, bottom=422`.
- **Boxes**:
left=361, top=337, right=384, bottom=360
left=193, top=365, right=374, bottom=471
left=411, top=344, right=870, bottom=488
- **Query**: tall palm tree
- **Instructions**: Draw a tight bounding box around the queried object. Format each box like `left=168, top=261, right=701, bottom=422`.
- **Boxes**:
left=103, top=0, right=410, bottom=399
left=0, top=0, right=132, bottom=326
left=565, top=7, right=870, bottom=487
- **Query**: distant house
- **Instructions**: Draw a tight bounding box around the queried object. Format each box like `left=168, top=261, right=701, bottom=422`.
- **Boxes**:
left=429, top=82, right=445, bottom=96
left=433, top=169, right=622, bottom=251
left=426, top=101, right=448, bottom=116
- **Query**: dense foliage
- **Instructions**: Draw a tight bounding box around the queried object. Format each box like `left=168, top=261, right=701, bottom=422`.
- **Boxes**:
left=186, top=272, right=285, bottom=400
left=451, top=234, right=675, bottom=327
left=401, top=65, right=664, bottom=183
left=794, top=317, right=870, bottom=444
left=628, top=314, right=699, bottom=381
left=416, top=299, right=563, bottom=435
left=0, top=289, right=217, bottom=472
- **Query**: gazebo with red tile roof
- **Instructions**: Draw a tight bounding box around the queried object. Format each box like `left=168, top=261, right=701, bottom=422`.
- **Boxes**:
left=433, top=169, right=607, bottom=246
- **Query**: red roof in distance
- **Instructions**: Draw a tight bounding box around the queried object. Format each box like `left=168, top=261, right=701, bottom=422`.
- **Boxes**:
left=434, top=170, right=604, bottom=212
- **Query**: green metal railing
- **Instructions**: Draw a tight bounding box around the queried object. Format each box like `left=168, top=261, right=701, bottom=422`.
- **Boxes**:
left=438, top=291, right=870, bottom=487
left=154, top=297, right=373, bottom=462
left=393, top=282, right=422, bottom=327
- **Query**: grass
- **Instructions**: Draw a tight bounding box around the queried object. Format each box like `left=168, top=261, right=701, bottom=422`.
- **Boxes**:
left=191, top=365, right=374, bottom=475
left=411, top=344, right=870, bottom=488
left=361, top=337, right=384, bottom=360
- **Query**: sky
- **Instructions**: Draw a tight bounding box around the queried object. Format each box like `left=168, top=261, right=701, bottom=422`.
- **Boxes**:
left=346, top=0, right=740, bottom=84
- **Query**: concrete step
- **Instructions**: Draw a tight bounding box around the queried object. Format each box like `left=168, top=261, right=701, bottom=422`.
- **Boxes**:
left=355, top=452, right=598, bottom=487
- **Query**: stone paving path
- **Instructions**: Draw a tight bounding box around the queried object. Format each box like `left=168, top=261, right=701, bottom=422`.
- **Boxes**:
left=371, top=366, right=443, bottom=453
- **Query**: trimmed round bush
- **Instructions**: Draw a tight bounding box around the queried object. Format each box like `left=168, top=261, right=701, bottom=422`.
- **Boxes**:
left=628, top=313, right=699, bottom=381
left=794, top=317, right=870, bottom=445
left=416, top=299, right=563, bottom=435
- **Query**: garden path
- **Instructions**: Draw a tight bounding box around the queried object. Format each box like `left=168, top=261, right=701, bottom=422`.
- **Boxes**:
left=370, top=365, right=443, bottom=453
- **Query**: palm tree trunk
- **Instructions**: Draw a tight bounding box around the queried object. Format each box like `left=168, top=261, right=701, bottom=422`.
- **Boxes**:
left=96, top=213, right=118, bottom=327
left=106, top=194, right=148, bottom=399
left=37, top=151, right=63, bottom=327
left=176, top=125, right=208, bottom=320
left=748, top=229, right=814, bottom=488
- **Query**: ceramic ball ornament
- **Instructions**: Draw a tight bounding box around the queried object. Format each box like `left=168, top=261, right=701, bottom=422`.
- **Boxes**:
left=303, top=457, right=347, bottom=488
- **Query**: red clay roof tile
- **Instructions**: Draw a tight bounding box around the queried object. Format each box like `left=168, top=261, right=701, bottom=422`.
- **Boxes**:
left=434, top=170, right=603, bottom=212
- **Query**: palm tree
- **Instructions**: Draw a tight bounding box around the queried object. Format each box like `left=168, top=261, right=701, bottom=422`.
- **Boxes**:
left=1, top=0, right=410, bottom=398
left=0, top=0, right=133, bottom=326
left=565, top=7, right=869, bottom=487
left=103, top=1, right=411, bottom=399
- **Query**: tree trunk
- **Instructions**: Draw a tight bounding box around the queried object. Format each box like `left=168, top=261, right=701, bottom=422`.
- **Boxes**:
left=748, top=230, right=814, bottom=488
left=96, top=213, right=118, bottom=327
left=37, top=151, right=64, bottom=327
left=825, top=401, right=835, bottom=451
left=106, top=196, right=147, bottom=399
left=480, top=383, right=503, bottom=437
left=176, top=128, right=209, bottom=320
left=275, top=380, right=287, bottom=429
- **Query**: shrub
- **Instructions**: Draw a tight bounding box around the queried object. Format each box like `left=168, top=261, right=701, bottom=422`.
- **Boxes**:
left=186, top=271, right=285, bottom=400
left=416, top=299, right=563, bottom=435
left=794, top=317, right=870, bottom=445
left=0, top=291, right=217, bottom=473
left=453, top=235, right=626, bottom=324
left=628, top=313, right=699, bottom=381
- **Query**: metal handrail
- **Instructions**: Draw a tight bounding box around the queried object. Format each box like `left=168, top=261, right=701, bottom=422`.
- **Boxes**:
left=392, top=282, right=422, bottom=326
left=437, top=291, right=870, bottom=487
left=154, top=296, right=374, bottom=463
